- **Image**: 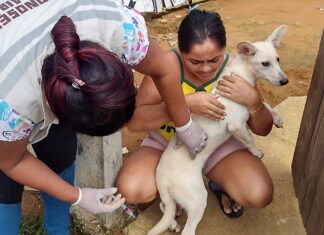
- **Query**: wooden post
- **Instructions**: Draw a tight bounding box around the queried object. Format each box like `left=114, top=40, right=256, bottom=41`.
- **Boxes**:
left=292, top=31, right=324, bottom=235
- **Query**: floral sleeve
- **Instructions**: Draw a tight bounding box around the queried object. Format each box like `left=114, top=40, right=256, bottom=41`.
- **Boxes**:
left=117, top=3, right=150, bottom=66
left=0, top=99, right=34, bottom=142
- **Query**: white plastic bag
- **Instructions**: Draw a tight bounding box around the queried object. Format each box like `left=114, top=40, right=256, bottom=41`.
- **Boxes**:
left=122, top=0, right=188, bottom=13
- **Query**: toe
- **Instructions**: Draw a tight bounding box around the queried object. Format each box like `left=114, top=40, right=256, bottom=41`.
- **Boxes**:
left=234, top=202, right=242, bottom=211
left=221, top=195, right=232, bottom=214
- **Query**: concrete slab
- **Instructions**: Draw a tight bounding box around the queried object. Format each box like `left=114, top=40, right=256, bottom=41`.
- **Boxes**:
left=122, top=96, right=307, bottom=235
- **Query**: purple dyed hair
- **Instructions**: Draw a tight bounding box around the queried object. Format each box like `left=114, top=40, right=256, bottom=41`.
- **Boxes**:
left=42, top=16, right=136, bottom=136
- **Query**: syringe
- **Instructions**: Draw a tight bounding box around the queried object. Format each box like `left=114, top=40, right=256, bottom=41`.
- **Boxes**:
left=112, top=195, right=136, bottom=220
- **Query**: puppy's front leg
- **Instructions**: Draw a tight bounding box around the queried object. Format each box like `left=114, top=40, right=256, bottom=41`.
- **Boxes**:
left=263, top=102, right=283, bottom=128
left=228, top=123, right=264, bottom=158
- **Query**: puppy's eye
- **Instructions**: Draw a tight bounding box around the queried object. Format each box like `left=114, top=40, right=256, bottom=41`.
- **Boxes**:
left=262, top=61, right=270, bottom=67
left=277, top=57, right=280, bottom=63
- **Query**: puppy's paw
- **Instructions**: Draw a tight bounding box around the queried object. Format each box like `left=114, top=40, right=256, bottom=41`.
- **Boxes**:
left=169, top=221, right=181, bottom=233
left=263, top=102, right=284, bottom=128
left=273, top=115, right=284, bottom=128
left=249, top=147, right=264, bottom=159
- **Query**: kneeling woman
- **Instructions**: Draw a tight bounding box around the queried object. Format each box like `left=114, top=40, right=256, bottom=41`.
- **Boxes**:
left=117, top=9, right=274, bottom=218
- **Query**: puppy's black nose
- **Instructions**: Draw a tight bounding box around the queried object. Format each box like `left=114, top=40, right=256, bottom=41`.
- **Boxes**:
left=280, top=79, right=289, bottom=85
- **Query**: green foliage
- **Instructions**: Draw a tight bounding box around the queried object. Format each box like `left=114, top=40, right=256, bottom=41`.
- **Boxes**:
left=19, top=217, right=45, bottom=235
left=19, top=217, right=85, bottom=235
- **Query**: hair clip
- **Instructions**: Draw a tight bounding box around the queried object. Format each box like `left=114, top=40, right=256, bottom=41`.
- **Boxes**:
left=72, top=79, right=85, bottom=89
left=188, top=3, right=200, bottom=12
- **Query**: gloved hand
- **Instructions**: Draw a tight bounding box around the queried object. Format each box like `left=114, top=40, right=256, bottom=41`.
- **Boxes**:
left=72, top=187, right=125, bottom=214
left=175, top=117, right=208, bottom=158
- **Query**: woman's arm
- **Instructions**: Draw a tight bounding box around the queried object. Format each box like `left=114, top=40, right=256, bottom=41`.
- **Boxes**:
left=133, top=40, right=189, bottom=127
left=127, top=102, right=169, bottom=132
left=217, top=75, right=273, bottom=136
left=246, top=100, right=273, bottom=136
left=127, top=72, right=225, bottom=132
left=0, top=139, right=78, bottom=203
left=134, top=40, right=209, bottom=157
left=127, top=75, right=170, bottom=131
left=0, top=139, right=125, bottom=214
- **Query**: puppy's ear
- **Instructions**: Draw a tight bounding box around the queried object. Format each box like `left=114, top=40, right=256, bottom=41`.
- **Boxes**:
left=237, top=41, right=256, bottom=58
left=266, top=25, right=288, bottom=48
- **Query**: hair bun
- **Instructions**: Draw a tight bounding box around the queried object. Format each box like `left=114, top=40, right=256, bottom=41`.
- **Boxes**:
left=51, top=16, right=80, bottom=64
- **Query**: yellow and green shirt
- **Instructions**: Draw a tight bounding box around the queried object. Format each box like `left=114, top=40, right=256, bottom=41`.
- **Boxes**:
left=158, top=50, right=230, bottom=141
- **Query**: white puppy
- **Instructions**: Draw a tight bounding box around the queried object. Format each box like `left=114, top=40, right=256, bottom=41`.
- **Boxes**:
left=148, top=25, right=288, bottom=235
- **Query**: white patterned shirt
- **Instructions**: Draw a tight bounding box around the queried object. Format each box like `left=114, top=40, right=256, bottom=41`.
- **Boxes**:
left=0, top=0, right=149, bottom=142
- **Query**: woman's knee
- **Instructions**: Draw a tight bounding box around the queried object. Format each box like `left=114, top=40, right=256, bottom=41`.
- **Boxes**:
left=116, top=147, right=162, bottom=204
left=212, top=150, right=274, bottom=208
left=116, top=170, right=157, bottom=204
left=242, top=181, right=273, bottom=208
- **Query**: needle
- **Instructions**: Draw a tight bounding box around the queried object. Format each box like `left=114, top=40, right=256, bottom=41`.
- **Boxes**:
left=112, top=195, right=136, bottom=220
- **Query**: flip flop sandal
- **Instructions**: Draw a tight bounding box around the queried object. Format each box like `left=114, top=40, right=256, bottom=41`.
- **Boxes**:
left=208, top=181, right=244, bottom=218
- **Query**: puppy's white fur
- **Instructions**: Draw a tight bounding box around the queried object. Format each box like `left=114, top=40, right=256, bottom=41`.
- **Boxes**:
left=148, top=25, right=288, bottom=235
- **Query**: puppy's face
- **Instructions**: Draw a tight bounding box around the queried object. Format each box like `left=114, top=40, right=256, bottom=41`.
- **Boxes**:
left=236, top=25, right=289, bottom=86
left=251, top=42, right=288, bottom=86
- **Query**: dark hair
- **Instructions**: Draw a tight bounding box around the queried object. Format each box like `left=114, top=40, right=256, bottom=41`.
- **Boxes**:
left=178, top=9, right=226, bottom=53
left=42, top=16, right=136, bottom=136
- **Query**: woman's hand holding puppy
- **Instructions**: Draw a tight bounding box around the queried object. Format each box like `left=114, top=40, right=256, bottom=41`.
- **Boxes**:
left=217, top=75, right=262, bottom=111
left=186, top=92, right=226, bottom=120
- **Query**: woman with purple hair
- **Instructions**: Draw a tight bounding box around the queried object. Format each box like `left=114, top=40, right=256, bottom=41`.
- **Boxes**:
left=0, top=1, right=207, bottom=234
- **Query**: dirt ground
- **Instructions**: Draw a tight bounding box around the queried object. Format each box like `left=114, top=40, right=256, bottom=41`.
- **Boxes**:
left=122, top=0, right=324, bottom=152
left=22, top=0, right=324, bottom=233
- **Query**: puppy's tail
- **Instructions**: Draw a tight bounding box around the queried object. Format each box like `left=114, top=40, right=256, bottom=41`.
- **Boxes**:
left=148, top=187, right=176, bottom=235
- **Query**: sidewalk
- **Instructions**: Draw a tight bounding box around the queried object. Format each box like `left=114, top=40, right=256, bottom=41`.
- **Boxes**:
left=122, top=96, right=307, bottom=235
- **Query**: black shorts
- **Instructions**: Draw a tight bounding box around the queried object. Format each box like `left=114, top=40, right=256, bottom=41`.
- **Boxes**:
left=0, top=124, right=77, bottom=204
